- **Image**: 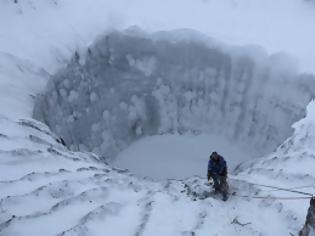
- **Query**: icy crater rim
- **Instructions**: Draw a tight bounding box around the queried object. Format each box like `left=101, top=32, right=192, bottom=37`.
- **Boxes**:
left=33, top=29, right=315, bottom=179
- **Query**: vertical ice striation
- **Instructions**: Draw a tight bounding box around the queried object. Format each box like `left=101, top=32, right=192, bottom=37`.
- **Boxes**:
left=33, top=29, right=315, bottom=161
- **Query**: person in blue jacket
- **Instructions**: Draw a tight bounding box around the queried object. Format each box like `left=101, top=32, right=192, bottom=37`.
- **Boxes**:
left=207, top=152, right=229, bottom=201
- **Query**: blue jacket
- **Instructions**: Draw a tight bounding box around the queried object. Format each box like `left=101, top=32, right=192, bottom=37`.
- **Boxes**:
left=208, top=155, right=227, bottom=176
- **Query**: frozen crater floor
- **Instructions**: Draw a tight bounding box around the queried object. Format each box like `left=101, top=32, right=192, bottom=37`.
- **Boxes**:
left=113, top=133, right=250, bottom=180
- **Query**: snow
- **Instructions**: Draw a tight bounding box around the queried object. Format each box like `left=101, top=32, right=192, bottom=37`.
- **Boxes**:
left=0, top=123, right=300, bottom=235
left=1, top=0, right=315, bottom=235
left=33, top=29, right=315, bottom=166
left=113, top=133, right=251, bottom=180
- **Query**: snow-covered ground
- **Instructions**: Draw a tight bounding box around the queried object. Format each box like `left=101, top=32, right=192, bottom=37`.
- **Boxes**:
left=0, top=118, right=306, bottom=235
left=1, top=0, right=315, bottom=235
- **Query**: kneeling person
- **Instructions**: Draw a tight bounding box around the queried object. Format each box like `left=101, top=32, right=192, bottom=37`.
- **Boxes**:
left=207, top=152, right=229, bottom=201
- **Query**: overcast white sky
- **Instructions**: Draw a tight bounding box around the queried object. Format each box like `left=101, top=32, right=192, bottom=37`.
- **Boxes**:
left=1, top=0, right=315, bottom=73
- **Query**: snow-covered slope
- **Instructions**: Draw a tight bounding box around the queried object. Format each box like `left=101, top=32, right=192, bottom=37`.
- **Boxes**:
left=1, top=0, right=315, bottom=235
left=235, top=101, right=315, bottom=222
left=0, top=118, right=305, bottom=235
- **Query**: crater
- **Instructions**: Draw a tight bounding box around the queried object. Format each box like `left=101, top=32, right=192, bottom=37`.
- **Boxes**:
left=33, top=29, right=315, bottom=179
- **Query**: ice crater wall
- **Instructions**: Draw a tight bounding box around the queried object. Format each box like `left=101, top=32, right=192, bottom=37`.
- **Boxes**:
left=33, top=30, right=315, bottom=160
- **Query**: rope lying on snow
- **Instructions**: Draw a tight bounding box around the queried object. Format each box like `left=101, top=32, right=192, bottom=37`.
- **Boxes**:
left=228, top=181, right=315, bottom=200
left=267, top=185, right=315, bottom=192
left=232, top=194, right=313, bottom=200
left=245, top=182, right=315, bottom=197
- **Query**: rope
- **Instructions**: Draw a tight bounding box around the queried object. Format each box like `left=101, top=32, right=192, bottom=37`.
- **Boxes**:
left=245, top=182, right=314, bottom=197
left=267, top=185, right=315, bottom=192
left=226, top=179, right=315, bottom=200
left=211, top=177, right=315, bottom=200
left=232, top=194, right=313, bottom=200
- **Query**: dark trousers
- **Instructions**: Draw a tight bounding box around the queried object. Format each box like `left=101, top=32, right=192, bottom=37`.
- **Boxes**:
left=209, top=174, right=229, bottom=198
